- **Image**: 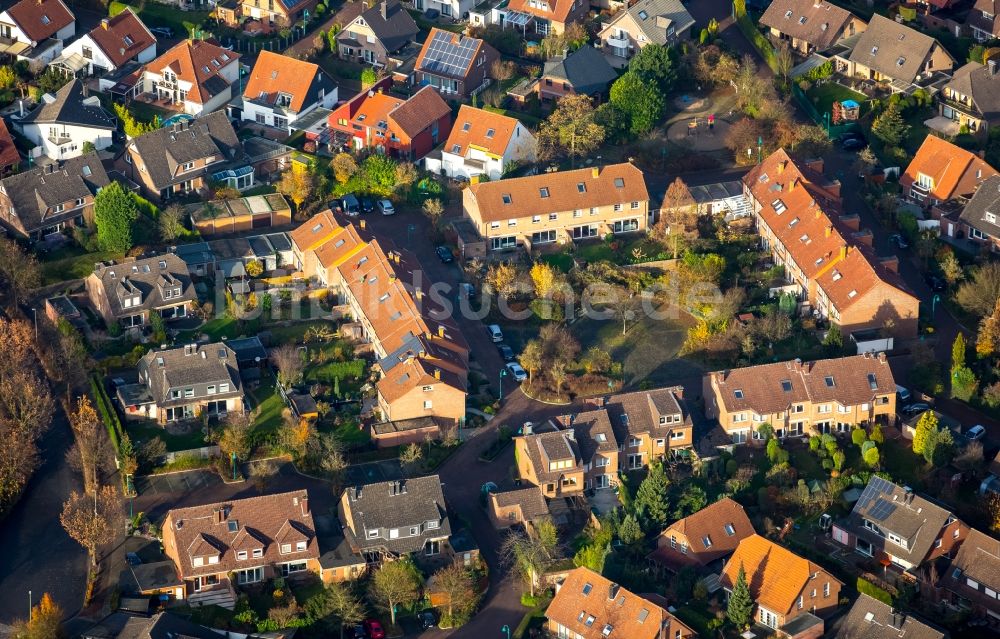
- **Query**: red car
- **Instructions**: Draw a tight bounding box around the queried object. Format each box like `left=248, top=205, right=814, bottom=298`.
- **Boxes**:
left=363, top=619, right=385, bottom=639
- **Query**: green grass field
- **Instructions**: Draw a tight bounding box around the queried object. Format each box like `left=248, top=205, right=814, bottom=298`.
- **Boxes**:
left=109, top=1, right=209, bottom=38
left=41, top=247, right=122, bottom=285
left=804, top=83, right=869, bottom=120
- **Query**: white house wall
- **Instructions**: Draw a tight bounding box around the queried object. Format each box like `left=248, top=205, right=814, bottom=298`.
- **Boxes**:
left=23, top=121, right=114, bottom=160
left=240, top=85, right=338, bottom=133
left=63, top=33, right=156, bottom=74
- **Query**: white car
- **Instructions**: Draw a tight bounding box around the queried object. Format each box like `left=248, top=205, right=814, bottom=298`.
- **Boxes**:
left=487, top=324, right=503, bottom=342
left=378, top=199, right=395, bottom=215
left=506, top=362, right=527, bottom=382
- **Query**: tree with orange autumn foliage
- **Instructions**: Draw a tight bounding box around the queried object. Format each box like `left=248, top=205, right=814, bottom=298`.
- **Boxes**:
left=279, top=408, right=315, bottom=458
left=11, top=592, right=64, bottom=639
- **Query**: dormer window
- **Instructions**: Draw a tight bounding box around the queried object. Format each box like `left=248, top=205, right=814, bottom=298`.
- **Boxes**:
left=280, top=543, right=292, bottom=553
left=734, top=389, right=744, bottom=399
left=208, top=555, right=219, bottom=564
left=486, top=128, right=495, bottom=138
left=41, top=14, right=50, bottom=24
left=784, top=9, right=792, bottom=17
left=462, top=122, right=471, bottom=131
left=252, top=548, right=263, bottom=558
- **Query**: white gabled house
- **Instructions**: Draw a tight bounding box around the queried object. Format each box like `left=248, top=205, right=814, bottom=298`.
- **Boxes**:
left=16, top=79, right=116, bottom=160
left=235, top=50, right=338, bottom=134
left=59, top=9, right=156, bottom=77
left=0, top=0, right=75, bottom=65
left=425, top=105, right=536, bottom=181
left=139, top=39, right=240, bottom=116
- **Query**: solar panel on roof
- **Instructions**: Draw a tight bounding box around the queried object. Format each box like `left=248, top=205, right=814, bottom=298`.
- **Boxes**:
left=421, top=30, right=479, bottom=77
left=869, top=498, right=896, bottom=522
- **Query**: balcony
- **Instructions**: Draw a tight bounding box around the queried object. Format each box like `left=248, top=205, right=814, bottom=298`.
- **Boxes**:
left=604, top=35, right=630, bottom=49
left=47, top=134, right=71, bottom=145
left=939, top=95, right=981, bottom=119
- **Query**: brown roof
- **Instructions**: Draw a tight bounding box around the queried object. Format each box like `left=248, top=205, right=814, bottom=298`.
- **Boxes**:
left=720, top=534, right=841, bottom=616
left=604, top=386, right=691, bottom=444
left=517, top=430, right=581, bottom=483
left=89, top=9, right=156, bottom=68
left=145, top=39, right=240, bottom=105
left=709, top=352, right=895, bottom=417
left=546, top=567, right=696, bottom=639
left=388, top=85, right=450, bottom=138
left=468, top=162, right=648, bottom=223
left=814, top=243, right=917, bottom=316
left=444, top=105, right=522, bottom=158
left=6, top=0, right=74, bottom=42
left=490, top=487, right=550, bottom=521
left=505, top=0, right=577, bottom=24
left=163, top=490, right=319, bottom=579
left=0, top=119, right=20, bottom=170
left=835, top=594, right=945, bottom=639
left=243, top=50, right=324, bottom=113
left=650, top=498, right=755, bottom=569
left=901, top=135, right=998, bottom=201
left=941, top=528, right=1000, bottom=603
left=760, top=0, right=860, bottom=51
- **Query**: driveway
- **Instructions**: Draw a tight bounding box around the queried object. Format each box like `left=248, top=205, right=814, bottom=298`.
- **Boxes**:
left=0, top=404, right=87, bottom=624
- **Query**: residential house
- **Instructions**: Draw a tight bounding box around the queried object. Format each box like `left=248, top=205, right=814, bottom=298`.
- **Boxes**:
left=336, top=0, right=418, bottom=67
left=413, top=28, right=498, bottom=99
left=239, top=0, right=319, bottom=31
left=555, top=409, right=620, bottom=491
left=958, top=175, right=1000, bottom=250
left=759, top=0, right=866, bottom=55
left=502, top=0, right=588, bottom=36
left=721, top=534, right=843, bottom=631
left=968, top=0, right=1000, bottom=42
left=59, top=9, right=156, bottom=76
left=117, top=111, right=247, bottom=202
left=704, top=353, right=897, bottom=444
left=425, top=105, right=537, bottom=181
left=407, top=0, right=473, bottom=21
left=462, top=162, right=649, bottom=253
left=901, top=135, right=998, bottom=205
left=602, top=386, right=694, bottom=470
left=832, top=476, right=968, bottom=571
left=939, top=527, right=1000, bottom=625
left=649, top=498, right=755, bottom=572
left=0, top=152, right=108, bottom=239
left=139, top=40, right=240, bottom=116
left=85, top=253, right=197, bottom=330
left=94, top=612, right=230, bottom=639
left=836, top=15, right=954, bottom=91
left=545, top=567, right=697, bottom=639
left=161, top=491, right=320, bottom=607
left=488, top=487, right=550, bottom=530
left=187, top=193, right=291, bottom=236
left=744, top=149, right=920, bottom=338
left=317, top=536, right=367, bottom=584
left=598, top=0, right=695, bottom=64
left=936, top=60, right=1000, bottom=135
left=831, top=594, right=946, bottom=639
left=238, top=50, right=338, bottom=133
left=538, top=45, right=617, bottom=100
left=514, top=427, right=585, bottom=498
left=326, top=83, right=451, bottom=160
left=17, top=79, right=116, bottom=160
left=369, top=416, right=441, bottom=448
left=339, top=476, right=452, bottom=562
left=0, top=119, right=21, bottom=177
left=118, top=342, right=244, bottom=423
left=0, top=0, right=75, bottom=65
left=288, top=213, right=469, bottom=425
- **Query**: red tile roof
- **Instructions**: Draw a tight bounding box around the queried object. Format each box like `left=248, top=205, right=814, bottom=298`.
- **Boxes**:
left=145, top=39, right=240, bottom=105
left=89, top=8, right=155, bottom=68
left=444, top=105, right=521, bottom=158
left=901, top=135, right=998, bottom=201
left=243, top=50, right=323, bottom=113
left=6, top=0, right=74, bottom=42
left=0, top=119, right=21, bottom=171
left=388, top=85, right=450, bottom=138
left=650, top=498, right=755, bottom=570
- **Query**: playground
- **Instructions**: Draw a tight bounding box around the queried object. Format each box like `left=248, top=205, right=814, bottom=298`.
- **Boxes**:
left=665, top=114, right=731, bottom=151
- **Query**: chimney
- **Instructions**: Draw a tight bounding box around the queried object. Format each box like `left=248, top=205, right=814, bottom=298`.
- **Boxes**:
left=437, top=324, right=445, bottom=337
left=825, top=225, right=832, bottom=237
left=523, top=422, right=533, bottom=435
left=101, top=17, right=110, bottom=29
left=380, top=1, right=387, bottom=19
left=416, top=289, right=424, bottom=301
left=201, top=350, right=207, bottom=359
left=360, top=219, right=366, bottom=229
left=591, top=166, right=600, bottom=178
left=990, top=59, right=998, bottom=76
left=776, top=161, right=785, bottom=175
left=300, top=495, right=309, bottom=516
left=608, top=583, right=620, bottom=600
left=213, top=508, right=225, bottom=524
left=839, top=245, right=847, bottom=260
left=434, top=368, right=441, bottom=379
left=790, top=177, right=798, bottom=191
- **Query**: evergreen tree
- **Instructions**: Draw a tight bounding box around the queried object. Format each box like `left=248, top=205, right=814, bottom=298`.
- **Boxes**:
left=923, top=427, right=955, bottom=468
left=912, top=410, right=938, bottom=455
left=871, top=103, right=910, bottom=147
left=634, top=462, right=671, bottom=528
left=727, top=564, right=754, bottom=630
left=94, top=181, right=138, bottom=253
left=617, top=513, right=643, bottom=545
left=952, top=332, right=967, bottom=371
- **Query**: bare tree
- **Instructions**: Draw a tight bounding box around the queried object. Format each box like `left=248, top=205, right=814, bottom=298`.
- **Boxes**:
left=0, top=237, right=41, bottom=306
left=656, top=177, right=698, bottom=258
left=67, top=396, right=106, bottom=495
left=399, top=443, right=423, bottom=476
left=217, top=410, right=254, bottom=463
left=550, top=361, right=568, bottom=399
left=434, top=562, right=477, bottom=622
left=273, top=344, right=305, bottom=387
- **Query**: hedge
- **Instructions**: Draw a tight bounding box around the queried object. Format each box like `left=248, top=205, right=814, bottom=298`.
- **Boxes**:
left=857, top=577, right=893, bottom=606
left=733, top=0, right=777, bottom=72
left=90, top=375, right=124, bottom=455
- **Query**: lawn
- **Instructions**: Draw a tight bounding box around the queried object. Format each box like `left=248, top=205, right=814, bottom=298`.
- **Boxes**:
left=124, top=100, right=174, bottom=126
left=574, top=236, right=671, bottom=266
left=41, top=247, right=122, bottom=285
left=109, top=0, right=209, bottom=37
left=178, top=316, right=242, bottom=342
left=540, top=252, right=574, bottom=273
left=250, top=372, right=285, bottom=434
left=804, top=83, right=869, bottom=120
left=126, top=420, right=207, bottom=453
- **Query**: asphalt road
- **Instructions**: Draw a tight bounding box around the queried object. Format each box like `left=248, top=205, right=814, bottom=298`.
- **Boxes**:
left=0, top=404, right=87, bottom=624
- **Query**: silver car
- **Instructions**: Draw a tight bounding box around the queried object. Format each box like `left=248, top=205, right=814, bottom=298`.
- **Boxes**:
left=377, top=199, right=395, bottom=215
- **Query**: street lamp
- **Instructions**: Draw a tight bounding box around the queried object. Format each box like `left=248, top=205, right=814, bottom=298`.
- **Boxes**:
left=501, top=625, right=511, bottom=639
left=932, top=293, right=941, bottom=317
left=28, top=591, right=31, bottom=621
left=31, top=308, right=37, bottom=341
left=499, top=368, right=508, bottom=401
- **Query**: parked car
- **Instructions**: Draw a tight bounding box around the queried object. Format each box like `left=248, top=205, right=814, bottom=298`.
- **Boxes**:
left=839, top=133, right=867, bottom=151
left=418, top=610, right=437, bottom=630
left=487, top=324, right=503, bottom=342
left=925, top=273, right=946, bottom=292
left=506, top=361, right=527, bottom=382
left=341, top=194, right=361, bottom=216
left=902, top=402, right=931, bottom=416
left=149, top=26, right=174, bottom=37
left=889, top=233, right=909, bottom=249
left=363, top=619, right=385, bottom=639
left=435, top=245, right=454, bottom=263
left=498, top=344, right=515, bottom=361
left=360, top=197, right=375, bottom=214
left=377, top=199, right=395, bottom=215
left=346, top=625, right=365, bottom=639
left=896, top=385, right=911, bottom=404
left=965, top=424, right=986, bottom=441
left=459, top=282, right=475, bottom=298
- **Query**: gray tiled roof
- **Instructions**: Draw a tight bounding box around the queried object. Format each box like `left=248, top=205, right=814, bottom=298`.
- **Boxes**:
left=760, top=0, right=856, bottom=51
left=137, top=341, right=243, bottom=406
left=959, top=174, right=1000, bottom=239
left=833, top=594, right=945, bottom=639
left=848, top=14, right=946, bottom=84
left=619, top=0, right=694, bottom=47
left=543, top=45, right=617, bottom=95
left=91, top=253, right=197, bottom=320
left=945, top=62, right=1000, bottom=124
left=1, top=152, right=109, bottom=234
left=20, top=79, right=117, bottom=129
left=127, top=110, right=243, bottom=191
left=341, top=475, right=451, bottom=555
left=941, top=527, right=1000, bottom=609
left=347, top=0, right=418, bottom=53
left=116, top=612, right=225, bottom=639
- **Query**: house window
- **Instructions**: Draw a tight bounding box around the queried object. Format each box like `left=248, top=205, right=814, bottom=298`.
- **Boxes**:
left=280, top=543, right=292, bottom=553
left=424, top=400, right=432, bottom=409
left=252, top=548, right=263, bottom=558
left=208, top=555, right=219, bottom=565
left=82, top=46, right=92, bottom=59
left=366, top=529, right=379, bottom=539
left=220, top=383, right=230, bottom=392
left=296, top=541, right=307, bottom=551
left=549, top=213, right=558, bottom=220
left=237, top=550, right=248, bottom=560
left=193, top=556, right=204, bottom=567
left=281, top=561, right=308, bottom=576
left=823, top=582, right=830, bottom=597
left=207, top=385, right=216, bottom=395
left=427, top=520, right=439, bottom=529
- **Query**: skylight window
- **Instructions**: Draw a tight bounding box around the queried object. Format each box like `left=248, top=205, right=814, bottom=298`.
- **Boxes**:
left=798, top=16, right=806, bottom=24
left=203, top=66, right=210, bottom=73
left=848, top=289, right=857, bottom=298
left=539, top=187, right=550, bottom=198
left=772, top=199, right=786, bottom=213
left=41, top=14, right=50, bottom=24
left=227, top=520, right=238, bottom=532
left=82, top=165, right=92, bottom=176
left=871, top=45, right=878, bottom=55
left=867, top=373, right=878, bottom=390
left=896, top=56, right=906, bottom=67
left=784, top=9, right=792, bottom=17
left=789, top=217, right=799, bottom=227
left=462, top=122, right=471, bottom=132
left=583, top=582, right=593, bottom=595
left=486, top=128, right=495, bottom=138
left=781, top=380, right=792, bottom=392
left=824, top=375, right=835, bottom=387
left=577, top=182, right=586, bottom=193
left=638, top=9, right=648, bottom=19
left=734, top=389, right=744, bottom=399
left=832, top=270, right=842, bottom=281
left=502, top=194, right=512, bottom=204
left=724, top=523, right=736, bottom=536
left=614, top=178, right=625, bottom=188
left=213, top=59, right=221, bottom=67
left=800, top=234, right=810, bottom=243
left=123, top=35, right=134, bottom=46
left=759, top=173, right=769, bottom=183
